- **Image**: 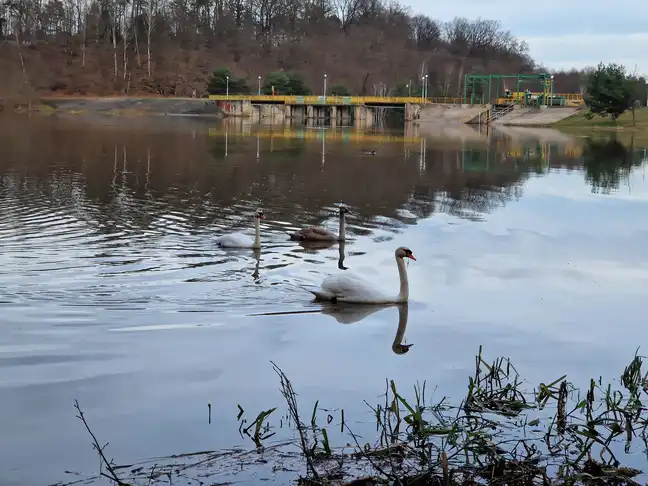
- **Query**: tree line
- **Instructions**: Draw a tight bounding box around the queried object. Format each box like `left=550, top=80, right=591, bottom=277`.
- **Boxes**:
left=1, top=0, right=645, bottom=105
left=0, top=0, right=539, bottom=97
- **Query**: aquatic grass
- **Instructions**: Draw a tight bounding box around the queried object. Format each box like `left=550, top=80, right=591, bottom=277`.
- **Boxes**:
left=68, top=347, right=648, bottom=486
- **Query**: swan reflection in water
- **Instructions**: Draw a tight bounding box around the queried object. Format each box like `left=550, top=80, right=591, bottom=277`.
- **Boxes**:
left=298, top=240, right=347, bottom=270
left=319, top=302, right=413, bottom=354
left=252, top=248, right=261, bottom=282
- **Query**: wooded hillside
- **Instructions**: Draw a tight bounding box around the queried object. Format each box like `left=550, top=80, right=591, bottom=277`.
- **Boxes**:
left=0, top=0, right=585, bottom=98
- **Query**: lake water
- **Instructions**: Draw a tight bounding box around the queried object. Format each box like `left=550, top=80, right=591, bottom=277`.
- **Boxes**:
left=1, top=115, right=648, bottom=485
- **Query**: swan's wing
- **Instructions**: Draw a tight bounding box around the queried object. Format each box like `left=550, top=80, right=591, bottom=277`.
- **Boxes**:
left=290, top=226, right=335, bottom=240
left=217, top=232, right=253, bottom=247
left=320, top=271, right=391, bottom=302
left=308, top=226, right=335, bottom=237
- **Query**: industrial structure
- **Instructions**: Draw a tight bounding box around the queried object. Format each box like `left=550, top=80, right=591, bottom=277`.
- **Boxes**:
left=463, top=73, right=583, bottom=107
left=207, top=74, right=584, bottom=125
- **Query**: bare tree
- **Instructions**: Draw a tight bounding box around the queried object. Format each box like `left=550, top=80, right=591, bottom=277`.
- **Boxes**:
left=410, top=14, right=440, bottom=49
left=3, top=1, right=31, bottom=95
left=144, top=0, right=157, bottom=76
left=0, top=0, right=541, bottom=98
left=332, top=0, right=361, bottom=31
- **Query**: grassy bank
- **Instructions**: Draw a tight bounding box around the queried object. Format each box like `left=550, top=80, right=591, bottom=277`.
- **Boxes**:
left=71, top=346, right=648, bottom=486
left=554, top=107, right=648, bottom=129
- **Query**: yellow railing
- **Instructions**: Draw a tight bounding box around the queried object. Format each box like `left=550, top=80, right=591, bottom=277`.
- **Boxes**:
left=496, top=92, right=584, bottom=106
left=208, top=93, right=583, bottom=106
left=208, top=95, right=432, bottom=105
left=428, top=97, right=464, bottom=104
left=208, top=95, right=469, bottom=105
left=556, top=93, right=584, bottom=101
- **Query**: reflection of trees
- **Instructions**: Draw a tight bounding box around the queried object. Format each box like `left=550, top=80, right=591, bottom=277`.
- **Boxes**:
left=437, top=183, right=525, bottom=222
left=0, top=117, right=531, bottom=237
left=582, top=136, right=643, bottom=194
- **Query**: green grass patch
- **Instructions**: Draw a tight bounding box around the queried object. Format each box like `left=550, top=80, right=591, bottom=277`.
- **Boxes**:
left=555, top=107, right=648, bottom=129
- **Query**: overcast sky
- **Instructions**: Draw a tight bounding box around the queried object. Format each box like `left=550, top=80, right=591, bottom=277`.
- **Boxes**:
left=406, top=0, right=648, bottom=75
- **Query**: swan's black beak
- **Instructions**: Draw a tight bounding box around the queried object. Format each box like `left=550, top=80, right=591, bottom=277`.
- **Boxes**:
left=394, top=343, right=414, bottom=354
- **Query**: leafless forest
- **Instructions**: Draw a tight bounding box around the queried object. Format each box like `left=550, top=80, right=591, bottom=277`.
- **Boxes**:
left=1, top=0, right=588, bottom=98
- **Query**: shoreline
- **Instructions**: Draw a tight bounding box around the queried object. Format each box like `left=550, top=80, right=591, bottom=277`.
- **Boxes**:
left=2, top=96, right=646, bottom=135
left=1, top=95, right=226, bottom=118
left=65, top=348, right=648, bottom=486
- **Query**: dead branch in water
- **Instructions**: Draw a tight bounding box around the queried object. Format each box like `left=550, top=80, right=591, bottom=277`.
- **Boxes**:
left=73, top=399, right=131, bottom=486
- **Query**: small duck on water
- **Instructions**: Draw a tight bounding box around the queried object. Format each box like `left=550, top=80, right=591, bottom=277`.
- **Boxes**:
left=362, top=149, right=377, bottom=156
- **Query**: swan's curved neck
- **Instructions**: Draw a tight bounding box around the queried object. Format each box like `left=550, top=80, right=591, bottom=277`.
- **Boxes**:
left=396, top=256, right=409, bottom=302
left=253, top=217, right=261, bottom=248
left=338, top=212, right=346, bottom=241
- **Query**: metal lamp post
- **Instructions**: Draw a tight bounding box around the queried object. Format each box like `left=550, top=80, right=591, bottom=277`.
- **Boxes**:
left=550, top=74, right=554, bottom=107
left=226, top=76, right=229, bottom=98
left=258, top=76, right=261, bottom=96
left=421, top=76, right=424, bottom=102
left=424, top=74, right=428, bottom=100
left=323, top=73, right=327, bottom=98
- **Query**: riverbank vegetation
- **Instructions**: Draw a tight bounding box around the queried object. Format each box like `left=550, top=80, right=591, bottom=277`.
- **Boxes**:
left=554, top=63, right=648, bottom=130
left=68, top=346, right=648, bottom=486
left=0, top=0, right=584, bottom=101
left=555, top=108, right=648, bottom=129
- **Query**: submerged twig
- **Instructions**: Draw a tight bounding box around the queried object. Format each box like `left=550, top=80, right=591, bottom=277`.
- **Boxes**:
left=73, top=399, right=131, bottom=486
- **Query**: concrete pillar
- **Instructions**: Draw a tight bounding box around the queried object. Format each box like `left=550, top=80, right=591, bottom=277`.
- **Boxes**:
left=404, top=103, right=421, bottom=121
left=353, top=106, right=373, bottom=128
left=365, top=107, right=374, bottom=128
left=306, top=105, right=314, bottom=119
left=353, top=105, right=366, bottom=128
left=241, top=100, right=253, bottom=117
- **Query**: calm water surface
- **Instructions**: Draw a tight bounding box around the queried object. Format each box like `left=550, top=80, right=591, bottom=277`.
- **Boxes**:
left=1, top=116, right=648, bottom=485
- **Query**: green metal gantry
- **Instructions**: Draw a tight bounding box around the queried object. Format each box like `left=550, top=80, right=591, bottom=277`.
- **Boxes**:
left=463, top=73, right=552, bottom=105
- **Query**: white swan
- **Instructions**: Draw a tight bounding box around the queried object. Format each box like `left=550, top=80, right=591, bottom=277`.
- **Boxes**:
left=216, top=209, right=265, bottom=249
left=289, top=206, right=349, bottom=242
left=310, top=246, right=416, bottom=304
